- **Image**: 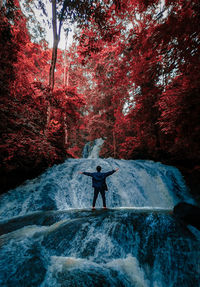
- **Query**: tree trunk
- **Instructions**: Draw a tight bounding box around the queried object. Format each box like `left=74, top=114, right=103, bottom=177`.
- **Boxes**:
left=47, top=0, right=67, bottom=136
left=64, top=113, right=68, bottom=146
left=113, top=128, right=116, bottom=158
left=66, top=64, right=70, bottom=88
left=46, top=0, right=60, bottom=135
left=64, top=44, right=67, bottom=87
left=64, top=29, right=69, bottom=87
left=49, top=0, right=59, bottom=91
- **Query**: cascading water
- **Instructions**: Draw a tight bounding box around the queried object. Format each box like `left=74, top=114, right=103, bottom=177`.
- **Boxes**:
left=82, top=138, right=105, bottom=159
left=0, top=139, right=199, bottom=287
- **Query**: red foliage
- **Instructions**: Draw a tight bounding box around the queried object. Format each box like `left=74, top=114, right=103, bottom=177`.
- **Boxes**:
left=0, top=1, right=86, bottom=192
left=75, top=0, right=200, bottom=165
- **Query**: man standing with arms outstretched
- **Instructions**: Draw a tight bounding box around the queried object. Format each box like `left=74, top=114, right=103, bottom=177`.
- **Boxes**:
left=79, top=166, right=119, bottom=209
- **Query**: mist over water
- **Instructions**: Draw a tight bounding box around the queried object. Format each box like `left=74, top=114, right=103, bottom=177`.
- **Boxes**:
left=0, top=140, right=199, bottom=286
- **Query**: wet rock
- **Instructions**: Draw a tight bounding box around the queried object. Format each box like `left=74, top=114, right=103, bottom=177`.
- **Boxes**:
left=173, top=202, right=200, bottom=230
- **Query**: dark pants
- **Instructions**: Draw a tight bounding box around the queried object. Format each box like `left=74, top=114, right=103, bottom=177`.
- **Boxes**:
left=93, top=188, right=106, bottom=207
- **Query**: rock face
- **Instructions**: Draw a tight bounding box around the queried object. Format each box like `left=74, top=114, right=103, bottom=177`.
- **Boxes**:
left=173, top=202, right=200, bottom=230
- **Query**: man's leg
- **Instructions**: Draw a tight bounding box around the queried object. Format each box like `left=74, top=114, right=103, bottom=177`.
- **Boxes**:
left=100, top=189, right=106, bottom=208
left=92, top=189, right=99, bottom=208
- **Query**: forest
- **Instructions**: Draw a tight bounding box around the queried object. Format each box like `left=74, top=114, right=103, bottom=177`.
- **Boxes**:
left=0, top=0, right=200, bottom=199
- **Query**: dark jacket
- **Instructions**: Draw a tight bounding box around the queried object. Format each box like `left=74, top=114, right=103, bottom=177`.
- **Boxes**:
left=83, top=170, right=116, bottom=190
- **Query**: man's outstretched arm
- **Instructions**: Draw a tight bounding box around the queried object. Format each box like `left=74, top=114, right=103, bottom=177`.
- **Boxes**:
left=79, top=171, right=93, bottom=176
left=104, top=168, right=119, bottom=177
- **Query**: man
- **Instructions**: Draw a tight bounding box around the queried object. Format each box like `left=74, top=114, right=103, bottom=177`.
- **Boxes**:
left=80, top=166, right=119, bottom=209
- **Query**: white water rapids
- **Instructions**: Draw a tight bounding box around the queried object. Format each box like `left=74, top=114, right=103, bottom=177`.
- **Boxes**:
left=0, top=139, right=199, bottom=286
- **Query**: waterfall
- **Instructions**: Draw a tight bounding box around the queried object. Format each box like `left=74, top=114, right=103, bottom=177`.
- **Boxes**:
left=0, top=158, right=193, bottom=219
left=0, top=140, right=199, bottom=287
left=82, top=138, right=104, bottom=158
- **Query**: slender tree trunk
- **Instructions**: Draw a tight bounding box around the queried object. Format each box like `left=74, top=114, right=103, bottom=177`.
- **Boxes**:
left=49, top=0, right=59, bottom=91
left=64, top=29, right=69, bottom=87
left=46, top=0, right=61, bottom=135
left=46, top=0, right=68, bottom=138
left=113, top=128, right=116, bottom=158
left=64, top=113, right=68, bottom=146
left=66, top=64, right=70, bottom=88
left=64, top=45, right=67, bottom=87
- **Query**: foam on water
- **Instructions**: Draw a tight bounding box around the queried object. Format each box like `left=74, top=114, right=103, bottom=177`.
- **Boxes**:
left=107, top=255, right=150, bottom=287
left=41, top=255, right=149, bottom=287
left=0, top=207, right=199, bottom=286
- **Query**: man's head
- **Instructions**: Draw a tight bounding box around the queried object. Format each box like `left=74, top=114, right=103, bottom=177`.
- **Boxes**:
left=96, top=166, right=101, bottom=172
